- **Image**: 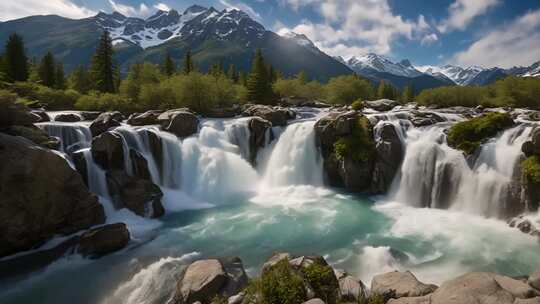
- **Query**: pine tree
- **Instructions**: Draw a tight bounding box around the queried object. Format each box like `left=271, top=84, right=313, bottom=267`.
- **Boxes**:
left=402, top=85, right=414, bottom=103
left=238, top=70, right=247, bottom=87
left=377, top=80, right=386, bottom=99
left=0, top=55, right=7, bottom=82
left=297, top=70, right=308, bottom=84
left=183, top=50, right=195, bottom=75
left=268, top=65, right=277, bottom=83
left=90, top=30, right=116, bottom=93
left=227, top=64, right=238, bottom=83
left=247, top=49, right=274, bottom=104
left=55, top=62, right=66, bottom=89
left=69, top=66, right=91, bottom=93
left=210, top=62, right=223, bottom=77
left=162, top=51, right=176, bottom=76
left=4, top=33, right=28, bottom=82
left=38, top=52, right=56, bottom=87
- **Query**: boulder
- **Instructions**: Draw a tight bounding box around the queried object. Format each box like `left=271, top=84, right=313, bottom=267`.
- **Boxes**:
left=31, top=110, right=50, bottom=122
left=158, top=110, right=199, bottom=138
left=77, top=223, right=130, bottom=258
left=262, top=252, right=292, bottom=274
left=106, top=171, right=164, bottom=218
left=174, top=259, right=228, bottom=304
left=371, top=123, right=404, bottom=193
left=529, top=268, right=540, bottom=290
left=79, top=111, right=102, bottom=121
left=242, top=104, right=295, bottom=126
left=302, top=299, right=325, bottom=304
left=334, top=269, right=367, bottom=302
left=220, top=257, right=249, bottom=297
left=515, top=298, right=540, bottom=304
left=388, top=296, right=431, bottom=304
left=0, top=95, right=41, bottom=127
left=72, top=150, right=88, bottom=185
left=365, top=99, right=400, bottom=112
left=2, top=125, right=60, bottom=150
left=90, top=111, right=123, bottom=137
left=141, top=129, right=163, bottom=174
left=91, top=131, right=125, bottom=171
left=127, top=110, right=162, bottom=126
left=371, top=271, right=437, bottom=299
left=409, top=111, right=445, bottom=127
left=130, top=149, right=152, bottom=180
left=530, top=112, right=540, bottom=122
left=0, top=133, right=105, bottom=257
left=531, top=128, right=540, bottom=155
left=54, top=113, right=82, bottom=122
left=248, top=117, right=271, bottom=165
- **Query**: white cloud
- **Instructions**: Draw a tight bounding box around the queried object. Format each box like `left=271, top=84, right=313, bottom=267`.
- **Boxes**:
left=438, top=0, right=499, bottom=33
left=219, top=0, right=262, bottom=20
left=0, top=0, right=96, bottom=21
left=278, top=0, right=435, bottom=58
left=421, top=33, right=438, bottom=46
left=453, top=9, right=540, bottom=68
left=153, top=3, right=170, bottom=11
left=108, top=0, right=151, bottom=18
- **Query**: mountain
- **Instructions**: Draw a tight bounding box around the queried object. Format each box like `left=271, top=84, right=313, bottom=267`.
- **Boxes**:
left=281, top=31, right=322, bottom=55
left=0, top=5, right=352, bottom=81
left=418, top=65, right=484, bottom=86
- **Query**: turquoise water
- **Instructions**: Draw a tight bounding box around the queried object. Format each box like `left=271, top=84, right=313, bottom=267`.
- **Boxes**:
left=2, top=187, right=539, bottom=304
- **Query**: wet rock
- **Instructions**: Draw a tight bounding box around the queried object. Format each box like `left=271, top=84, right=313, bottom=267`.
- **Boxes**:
left=529, top=112, right=540, bottom=122
left=2, top=125, right=60, bottom=149
left=72, top=150, right=88, bottom=185
left=365, top=99, right=400, bottom=112
left=371, top=271, right=437, bottom=298
left=127, top=110, right=162, bottom=126
left=248, top=117, right=271, bottom=165
left=529, top=268, right=540, bottom=290
left=302, top=299, right=325, bottom=304
left=371, top=123, right=404, bottom=193
left=90, top=111, right=123, bottom=137
left=174, top=259, right=228, bottom=304
left=0, top=96, right=41, bottom=127
left=141, top=129, right=163, bottom=174
left=517, top=220, right=533, bottom=233
left=129, top=149, right=152, bottom=180
left=106, top=171, right=164, bottom=218
left=220, top=257, right=249, bottom=297
left=409, top=111, right=445, bottom=127
left=77, top=223, right=130, bottom=258
left=242, top=104, right=295, bottom=126
left=91, top=131, right=125, bottom=171
left=158, top=109, right=199, bottom=138
left=31, top=109, right=50, bottom=122
left=79, top=111, right=102, bottom=121
left=204, top=107, right=240, bottom=118
left=0, top=133, right=105, bottom=257
left=334, top=269, right=367, bottom=302
left=54, top=113, right=82, bottom=122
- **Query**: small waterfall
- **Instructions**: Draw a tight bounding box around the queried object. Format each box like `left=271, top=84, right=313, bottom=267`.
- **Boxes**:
left=37, top=122, right=92, bottom=154
left=260, top=121, right=324, bottom=188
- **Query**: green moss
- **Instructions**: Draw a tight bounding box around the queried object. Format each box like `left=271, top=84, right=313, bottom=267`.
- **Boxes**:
left=334, top=116, right=375, bottom=162
left=301, top=261, right=339, bottom=304
left=523, top=156, right=540, bottom=184
left=351, top=100, right=365, bottom=111
left=447, top=112, right=514, bottom=154
left=246, top=259, right=306, bottom=304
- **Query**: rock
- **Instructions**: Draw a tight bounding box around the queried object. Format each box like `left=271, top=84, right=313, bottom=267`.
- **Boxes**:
left=365, top=99, right=400, bottom=112
left=130, top=149, right=152, bottom=180
left=410, top=111, right=445, bottom=127
left=529, top=268, right=540, bottom=290
left=242, top=104, right=295, bottom=126
left=31, top=110, right=50, bottom=122
left=106, top=171, right=164, bottom=218
left=79, top=111, right=102, bottom=121
left=54, top=113, right=82, bottom=122
left=72, top=150, right=88, bottom=185
left=141, top=129, right=163, bottom=174
left=371, top=123, right=404, bottom=193
left=302, top=299, right=325, bottom=304
left=90, top=111, right=123, bottom=137
left=262, top=252, right=292, bottom=273
left=91, top=131, right=125, bottom=171
left=127, top=110, right=162, bottom=126
left=77, top=223, right=130, bottom=258
left=388, top=296, right=431, bottom=304
left=220, top=257, right=249, bottom=297
left=0, top=95, right=41, bottom=127
left=531, top=128, right=540, bottom=155
left=517, top=220, right=533, bottom=233
left=227, top=292, right=245, bottom=304
left=494, top=274, right=540, bottom=299
left=204, top=107, right=240, bottom=118
left=248, top=117, right=271, bottom=165
left=523, top=141, right=535, bottom=157
left=2, top=125, right=60, bottom=149
left=334, top=269, right=367, bottom=302
left=515, top=298, right=540, bottom=304
left=529, top=112, right=540, bottom=122
left=371, top=271, right=437, bottom=298
left=158, top=110, right=199, bottom=138
left=174, top=259, right=228, bottom=304
left=0, top=133, right=105, bottom=257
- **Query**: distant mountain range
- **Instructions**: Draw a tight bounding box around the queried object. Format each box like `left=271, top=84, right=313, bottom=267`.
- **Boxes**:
left=0, top=4, right=538, bottom=89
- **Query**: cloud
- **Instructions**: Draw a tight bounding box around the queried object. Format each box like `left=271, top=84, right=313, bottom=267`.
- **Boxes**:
left=0, top=0, right=96, bottom=21
left=421, top=33, right=438, bottom=46
left=438, top=0, right=499, bottom=33
left=278, top=0, right=435, bottom=58
left=452, top=9, right=540, bottom=68
left=219, top=0, right=262, bottom=20
left=153, top=3, right=170, bottom=11
left=108, top=0, right=151, bottom=18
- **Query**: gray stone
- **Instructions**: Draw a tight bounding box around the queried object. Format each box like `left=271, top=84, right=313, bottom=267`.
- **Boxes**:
left=90, top=111, right=123, bottom=136
left=302, top=299, right=325, bottom=304
left=371, top=271, right=437, bottom=298
left=174, top=259, right=228, bottom=304
left=529, top=268, right=540, bottom=290
left=77, top=223, right=130, bottom=258
left=365, top=99, right=400, bottom=112
left=159, top=110, right=199, bottom=138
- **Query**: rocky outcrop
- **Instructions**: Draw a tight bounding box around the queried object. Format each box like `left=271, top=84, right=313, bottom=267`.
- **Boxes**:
left=371, top=123, right=404, bottom=193
left=0, top=96, right=41, bottom=127
left=130, top=149, right=152, bottom=180
left=77, top=223, right=130, bottom=258
left=173, top=258, right=248, bottom=304
left=54, top=113, right=82, bottom=122
left=248, top=117, right=271, bottom=165
left=91, top=131, right=125, bottom=171
left=242, top=104, right=296, bottom=126
left=0, top=133, right=105, bottom=257
left=371, top=271, right=437, bottom=299
left=106, top=171, right=164, bottom=218
left=90, top=111, right=123, bottom=137
left=365, top=99, right=400, bottom=112
left=31, top=109, right=50, bottom=122
left=409, top=111, right=445, bottom=127
left=127, top=110, right=162, bottom=126
left=2, top=125, right=60, bottom=150
left=334, top=269, right=367, bottom=302
left=158, top=109, right=199, bottom=138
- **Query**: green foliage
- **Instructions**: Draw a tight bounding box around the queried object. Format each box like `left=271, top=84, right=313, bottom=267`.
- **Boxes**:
left=301, top=262, right=338, bottom=304
left=246, top=259, right=306, bottom=304
left=162, top=51, right=176, bottom=77
left=55, top=62, right=66, bottom=89
left=183, top=50, right=195, bottom=75
left=377, top=80, right=398, bottom=100
left=402, top=85, right=414, bottom=103
left=447, top=112, right=514, bottom=154
left=522, top=156, right=540, bottom=184
left=4, top=33, right=28, bottom=82
left=38, top=52, right=56, bottom=88
left=8, top=81, right=79, bottom=110
left=273, top=75, right=325, bottom=101
left=90, top=30, right=116, bottom=93
left=119, top=62, right=162, bottom=101
left=75, top=91, right=130, bottom=112
left=325, top=75, right=374, bottom=104
left=334, top=116, right=375, bottom=161
left=68, top=66, right=92, bottom=94
left=351, top=100, right=365, bottom=111
left=359, top=294, right=385, bottom=304
left=247, top=49, right=275, bottom=104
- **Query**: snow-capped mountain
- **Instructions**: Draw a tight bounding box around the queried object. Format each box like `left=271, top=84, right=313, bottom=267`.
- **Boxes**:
left=346, top=54, right=424, bottom=78
left=94, top=5, right=264, bottom=49
left=281, top=31, right=322, bottom=54
left=417, top=65, right=485, bottom=86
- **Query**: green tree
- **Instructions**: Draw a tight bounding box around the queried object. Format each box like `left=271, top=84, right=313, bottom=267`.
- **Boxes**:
left=68, top=66, right=92, bottom=94
left=325, top=75, right=374, bottom=104
left=402, top=85, right=414, bottom=103
left=162, top=51, right=176, bottom=77
left=209, top=62, right=223, bottom=77
left=4, top=33, right=28, bottom=82
left=55, top=62, right=66, bottom=89
left=238, top=70, right=247, bottom=87
left=119, top=62, right=161, bottom=102
left=297, top=70, right=308, bottom=85
left=90, top=30, right=116, bottom=93
left=247, top=49, right=274, bottom=104
left=183, top=50, right=195, bottom=75
left=227, top=64, right=238, bottom=83
left=38, top=52, right=56, bottom=87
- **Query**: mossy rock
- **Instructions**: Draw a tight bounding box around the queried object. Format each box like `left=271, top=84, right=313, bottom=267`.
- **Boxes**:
left=333, top=116, right=375, bottom=162
left=301, top=261, right=339, bottom=304
left=447, top=112, right=514, bottom=155
left=523, top=156, right=540, bottom=184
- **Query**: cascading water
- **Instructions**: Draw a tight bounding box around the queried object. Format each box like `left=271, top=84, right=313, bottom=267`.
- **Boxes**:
left=37, top=122, right=92, bottom=153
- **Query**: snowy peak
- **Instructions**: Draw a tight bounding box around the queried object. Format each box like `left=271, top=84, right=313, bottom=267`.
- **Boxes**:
left=282, top=31, right=321, bottom=54
left=419, top=65, right=485, bottom=86
left=346, top=53, right=423, bottom=78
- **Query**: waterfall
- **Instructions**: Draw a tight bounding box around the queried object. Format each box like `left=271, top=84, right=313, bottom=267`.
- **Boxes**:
left=37, top=122, right=92, bottom=154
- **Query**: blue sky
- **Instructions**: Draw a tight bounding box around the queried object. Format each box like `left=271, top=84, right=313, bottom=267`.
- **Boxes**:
left=2, top=0, right=540, bottom=68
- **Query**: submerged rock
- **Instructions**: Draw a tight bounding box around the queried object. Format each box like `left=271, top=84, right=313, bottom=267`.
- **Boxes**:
left=248, top=117, right=271, bottom=165
left=0, top=133, right=105, bottom=257
left=371, top=122, right=404, bottom=193
left=77, top=223, right=130, bottom=258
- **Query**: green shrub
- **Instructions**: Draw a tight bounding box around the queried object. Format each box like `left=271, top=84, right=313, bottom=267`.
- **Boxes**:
left=523, top=156, right=540, bottom=184
left=334, top=116, right=375, bottom=161
left=447, top=112, right=514, bottom=154
left=301, top=261, right=339, bottom=304
left=325, top=75, right=374, bottom=105
left=351, top=100, right=365, bottom=111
